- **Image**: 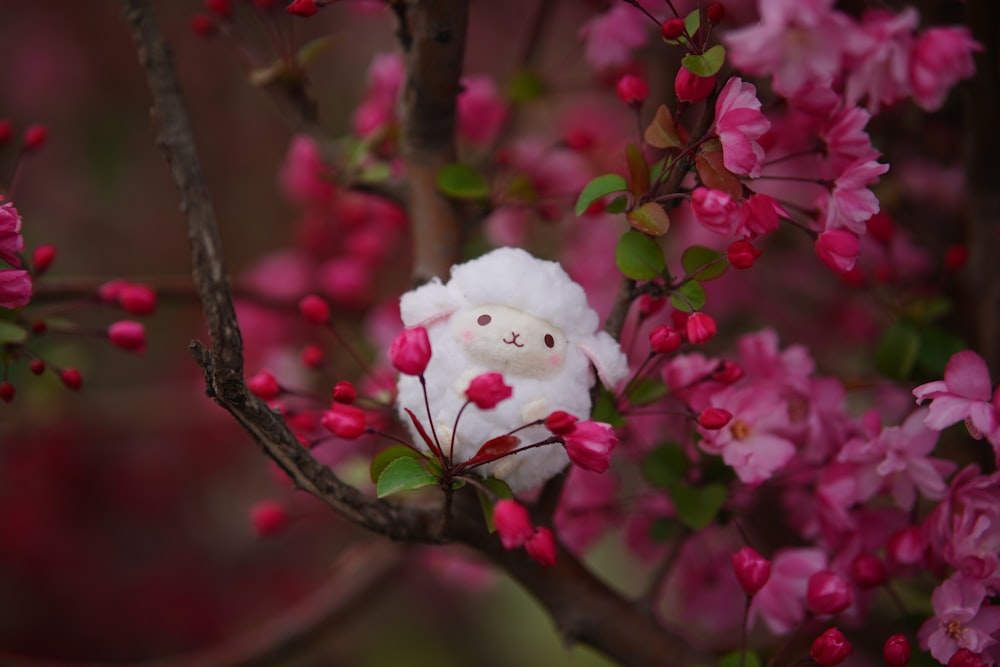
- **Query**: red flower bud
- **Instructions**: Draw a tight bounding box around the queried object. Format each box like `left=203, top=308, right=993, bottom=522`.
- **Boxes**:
left=286, top=0, right=318, bottom=16
left=321, top=403, right=367, bottom=440
left=545, top=410, right=579, bottom=436
left=811, top=627, right=853, bottom=666
left=731, top=546, right=771, bottom=595
left=31, top=245, right=57, bottom=274
left=948, top=649, right=986, bottom=667
left=815, top=230, right=860, bottom=274
left=638, top=294, right=665, bottom=317
left=466, top=372, right=513, bottom=409
left=807, top=570, right=854, bottom=615
left=332, top=380, right=357, bottom=404
left=886, top=525, right=926, bottom=567
left=389, top=326, right=432, bottom=376
left=22, top=124, right=48, bottom=151
left=301, top=344, right=325, bottom=368
left=661, top=17, right=686, bottom=40
left=727, top=240, right=762, bottom=269
left=493, top=500, right=535, bottom=549
left=706, top=3, right=725, bottom=23
left=107, top=320, right=147, bottom=353
left=248, top=370, right=281, bottom=401
left=0, top=119, right=10, bottom=145
left=118, top=283, right=157, bottom=315
left=866, top=212, right=894, bottom=244
left=616, top=74, right=649, bottom=106
left=675, top=68, right=716, bottom=104
left=29, top=359, right=45, bottom=375
left=525, top=527, right=557, bottom=567
left=649, top=325, right=683, bottom=354
left=205, top=0, right=231, bottom=18
left=249, top=500, right=288, bottom=538
left=0, top=381, right=14, bottom=403
left=699, top=408, right=733, bottom=430
left=944, top=244, right=969, bottom=271
left=882, top=634, right=911, bottom=667
left=563, top=421, right=617, bottom=473
left=59, top=368, right=83, bottom=391
left=686, top=312, right=717, bottom=345
left=298, top=294, right=331, bottom=324
left=712, top=360, right=744, bottom=384
left=849, top=553, right=887, bottom=589
left=190, top=13, right=216, bottom=36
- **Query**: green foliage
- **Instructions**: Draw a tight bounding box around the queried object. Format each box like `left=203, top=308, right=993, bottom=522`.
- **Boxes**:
left=369, top=445, right=424, bottom=483
left=625, top=144, right=650, bottom=196
left=876, top=321, right=922, bottom=381
left=670, top=280, right=707, bottom=313
left=575, top=174, right=629, bottom=216
left=627, top=202, right=671, bottom=236
left=681, top=44, right=726, bottom=77
left=615, top=230, right=666, bottom=280
left=0, top=320, right=27, bottom=344
left=592, top=388, right=626, bottom=428
left=681, top=245, right=728, bottom=281
left=644, top=105, right=684, bottom=150
left=627, top=378, right=669, bottom=406
left=669, top=482, right=728, bottom=530
left=641, top=442, right=689, bottom=489
left=719, top=650, right=761, bottom=667
left=436, top=163, right=490, bottom=200
left=375, top=456, right=438, bottom=498
left=506, top=68, right=546, bottom=103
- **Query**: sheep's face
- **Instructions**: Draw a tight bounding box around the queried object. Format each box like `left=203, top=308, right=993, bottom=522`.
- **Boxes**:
left=449, top=304, right=567, bottom=379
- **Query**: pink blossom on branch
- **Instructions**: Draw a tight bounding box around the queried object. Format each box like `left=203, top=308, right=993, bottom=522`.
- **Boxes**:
left=815, top=230, right=861, bottom=274
left=913, top=350, right=1000, bottom=448
left=562, top=421, right=617, bottom=473
left=910, top=26, right=982, bottom=112
left=918, top=573, right=1000, bottom=664
left=691, top=187, right=739, bottom=236
left=457, top=76, right=508, bottom=147
left=0, top=269, right=31, bottom=308
left=0, top=198, right=24, bottom=267
left=578, top=3, right=649, bottom=71
left=714, top=77, right=771, bottom=178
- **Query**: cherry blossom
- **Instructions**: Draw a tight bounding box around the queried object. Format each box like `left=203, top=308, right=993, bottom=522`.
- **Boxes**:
left=844, top=8, right=919, bottom=112
left=714, top=77, right=771, bottom=178
left=918, top=573, right=1000, bottom=664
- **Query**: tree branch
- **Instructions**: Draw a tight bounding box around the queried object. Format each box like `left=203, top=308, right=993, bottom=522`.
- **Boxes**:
left=396, top=0, right=469, bottom=282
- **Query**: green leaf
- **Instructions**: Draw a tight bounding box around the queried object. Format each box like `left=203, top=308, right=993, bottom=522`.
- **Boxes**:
left=642, top=442, right=689, bottom=488
left=606, top=195, right=628, bottom=214
left=357, top=163, right=392, bottom=184
left=626, top=144, right=650, bottom=196
left=681, top=245, right=728, bottom=281
left=670, top=280, right=707, bottom=313
left=296, top=36, right=336, bottom=67
left=592, top=388, right=626, bottom=428
left=506, top=68, right=546, bottom=103
left=478, top=477, right=515, bottom=533
left=436, top=163, right=490, bottom=200
left=876, top=321, right=921, bottom=381
left=915, top=327, right=966, bottom=378
left=615, top=230, right=666, bottom=280
left=575, top=174, right=628, bottom=216
left=663, top=9, right=701, bottom=45
left=720, top=651, right=761, bottom=667
left=0, top=320, right=28, bottom=344
left=375, top=457, right=438, bottom=498
left=369, top=445, right=424, bottom=484
left=644, top=105, right=684, bottom=150
left=669, top=482, right=727, bottom=530
left=681, top=44, right=727, bottom=77
left=628, top=201, right=671, bottom=236
left=649, top=517, right=680, bottom=542
left=627, top=378, right=668, bottom=406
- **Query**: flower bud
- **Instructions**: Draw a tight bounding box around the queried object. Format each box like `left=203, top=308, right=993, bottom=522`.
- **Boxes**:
left=190, top=13, right=216, bottom=36
left=249, top=500, right=289, bottom=538
left=731, top=546, right=771, bottom=595
left=616, top=74, right=649, bottom=106
left=883, top=634, right=911, bottom=667
left=686, top=312, right=717, bottom=345
left=727, top=240, right=762, bottom=269
left=298, top=294, right=331, bottom=324
left=0, top=381, right=14, bottom=403
left=248, top=370, right=281, bottom=401
left=321, top=403, right=367, bottom=439
left=59, top=368, right=83, bottom=391
left=301, top=344, right=325, bottom=368
left=107, top=320, right=147, bottom=353
left=815, top=230, right=860, bottom=274
left=525, top=527, right=557, bottom=567
left=22, top=125, right=48, bottom=152
left=849, top=553, right=886, bottom=589
left=699, top=408, right=733, bottom=430
left=807, top=570, right=854, bottom=615
left=675, top=69, right=716, bottom=104
left=205, top=0, right=231, bottom=18
left=332, top=380, right=357, bottom=404
left=811, top=627, right=853, bottom=666
left=712, top=360, right=744, bottom=384
left=944, top=244, right=969, bottom=271
left=649, top=325, right=682, bottom=354
left=661, top=17, right=685, bottom=40
left=389, top=326, right=432, bottom=376
left=638, top=294, right=665, bottom=317
left=886, top=526, right=926, bottom=567
left=545, top=410, right=579, bottom=436
left=563, top=421, right=617, bottom=473
left=706, top=3, right=725, bottom=23
left=0, top=119, right=10, bottom=145
left=29, top=359, right=45, bottom=375
left=119, top=283, right=157, bottom=315
left=948, top=649, right=985, bottom=667
left=466, top=372, right=513, bottom=409
left=31, top=245, right=57, bottom=274
left=493, top=500, right=535, bottom=549
left=286, top=0, right=318, bottom=16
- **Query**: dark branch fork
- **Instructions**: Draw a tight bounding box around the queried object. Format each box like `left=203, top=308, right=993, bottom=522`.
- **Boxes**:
left=119, top=0, right=687, bottom=664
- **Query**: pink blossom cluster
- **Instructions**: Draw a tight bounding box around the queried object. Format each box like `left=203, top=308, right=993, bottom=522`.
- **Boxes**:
left=0, top=197, right=31, bottom=309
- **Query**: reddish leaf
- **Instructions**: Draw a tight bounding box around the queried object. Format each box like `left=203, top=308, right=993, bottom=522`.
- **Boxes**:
left=404, top=407, right=443, bottom=460
left=626, top=144, right=650, bottom=196
left=695, top=149, right=742, bottom=200
left=464, top=434, right=521, bottom=467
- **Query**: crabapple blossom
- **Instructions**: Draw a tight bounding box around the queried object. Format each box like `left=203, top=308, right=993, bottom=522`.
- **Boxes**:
left=649, top=325, right=682, bottom=354
left=524, top=527, right=556, bottom=567
left=913, top=351, right=1000, bottom=448
left=883, top=634, right=912, bottom=667
left=562, top=421, right=617, bottom=473
left=918, top=573, right=1000, bottom=664
left=352, top=52, right=404, bottom=138
left=926, top=465, right=1000, bottom=580
left=578, top=3, right=649, bottom=71
left=727, top=240, right=761, bottom=269
left=819, top=158, right=890, bottom=235
left=465, top=373, right=512, bottom=410
left=117, top=283, right=157, bottom=315
left=948, top=650, right=986, bottom=667
left=850, top=553, right=887, bottom=589
left=661, top=18, right=685, bottom=41
left=811, top=627, right=854, bottom=666
left=815, top=230, right=861, bottom=274
left=332, top=381, right=357, bottom=404
left=615, top=74, right=648, bottom=106
left=731, top=546, right=771, bottom=596
left=107, top=320, right=147, bottom=354
left=31, top=244, right=56, bottom=274
left=250, top=500, right=289, bottom=538
left=248, top=371, right=281, bottom=401
left=0, top=199, right=24, bottom=267
left=844, top=8, right=919, bottom=112
left=0, top=381, right=13, bottom=403
left=545, top=411, right=578, bottom=436
left=698, top=408, right=733, bottom=430
left=691, top=188, right=739, bottom=236
left=675, top=70, right=715, bottom=104
left=910, top=27, right=982, bottom=112
left=736, top=194, right=786, bottom=238
left=457, top=76, right=508, bottom=147
left=686, top=313, right=718, bottom=346
left=59, top=368, right=83, bottom=391
left=389, top=326, right=431, bottom=376
left=751, top=548, right=827, bottom=634
left=22, top=124, right=47, bottom=151
left=0, top=269, right=31, bottom=308
left=714, top=77, right=770, bottom=178
left=285, top=0, right=317, bottom=17
left=806, top=570, right=854, bottom=615
left=321, top=403, right=366, bottom=440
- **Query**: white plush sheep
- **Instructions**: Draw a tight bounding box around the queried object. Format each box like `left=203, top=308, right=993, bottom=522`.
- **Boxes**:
left=396, top=247, right=629, bottom=492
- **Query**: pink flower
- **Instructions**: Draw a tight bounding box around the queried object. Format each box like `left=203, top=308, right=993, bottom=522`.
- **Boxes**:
left=578, top=3, right=649, bottom=71
left=686, top=312, right=718, bottom=345
left=525, top=527, right=557, bottom=567
left=724, top=0, right=863, bottom=98
left=118, top=283, right=157, bottom=315
left=649, top=325, right=682, bottom=354
left=285, top=0, right=317, bottom=17
left=883, top=634, right=912, bottom=667
left=844, top=8, right=919, bottom=112
left=727, top=240, right=762, bottom=269
left=811, top=627, right=854, bottom=666
left=819, top=105, right=880, bottom=177
left=675, top=69, right=716, bottom=104
left=457, top=76, right=508, bottom=147
left=0, top=269, right=31, bottom=308
left=732, top=546, right=772, bottom=596
left=736, top=194, right=786, bottom=238
left=819, top=158, right=890, bottom=235
left=248, top=370, right=281, bottom=401
left=493, top=499, right=535, bottom=549
left=389, top=326, right=432, bottom=376
left=107, top=320, right=147, bottom=354
left=815, top=230, right=861, bottom=274
left=279, top=135, right=335, bottom=206
left=616, top=73, right=649, bottom=106
left=321, top=402, right=367, bottom=440
left=691, top=188, right=739, bottom=236
left=466, top=372, right=513, bottom=409
left=352, top=52, right=404, bottom=138
left=918, top=573, right=1000, bottom=663
left=751, top=547, right=827, bottom=634
left=714, top=77, right=770, bottom=178
left=806, top=570, right=854, bottom=615
left=926, top=465, right=1000, bottom=579
left=0, top=199, right=24, bottom=268
left=298, top=294, right=331, bottom=324
left=910, top=26, right=982, bottom=112
left=562, top=421, right=617, bottom=473
left=249, top=500, right=289, bottom=538
left=545, top=411, right=579, bottom=436
left=913, top=351, right=1000, bottom=447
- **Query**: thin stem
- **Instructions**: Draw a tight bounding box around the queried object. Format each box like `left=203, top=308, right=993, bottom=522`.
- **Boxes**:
left=456, top=436, right=562, bottom=472
left=449, top=399, right=472, bottom=466
left=419, top=375, right=444, bottom=462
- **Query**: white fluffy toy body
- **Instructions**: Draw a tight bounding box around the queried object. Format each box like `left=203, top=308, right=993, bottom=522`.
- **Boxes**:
left=396, top=247, right=629, bottom=492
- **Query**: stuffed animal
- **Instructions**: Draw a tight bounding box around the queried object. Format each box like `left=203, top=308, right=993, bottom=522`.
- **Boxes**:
left=396, top=247, right=629, bottom=492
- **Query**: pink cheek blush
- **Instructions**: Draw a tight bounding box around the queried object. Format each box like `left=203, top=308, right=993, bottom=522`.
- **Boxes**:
left=549, top=354, right=562, bottom=367
left=461, top=328, right=473, bottom=343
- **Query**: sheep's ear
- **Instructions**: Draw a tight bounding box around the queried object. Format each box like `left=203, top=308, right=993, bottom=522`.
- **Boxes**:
left=578, top=331, right=629, bottom=389
left=400, top=278, right=459, bottom=327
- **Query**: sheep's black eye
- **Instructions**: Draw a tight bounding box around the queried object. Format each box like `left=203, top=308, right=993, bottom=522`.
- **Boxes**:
left=544, top=334, right=555, bottom=348
left=477, top=314, right=492, bottom=326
